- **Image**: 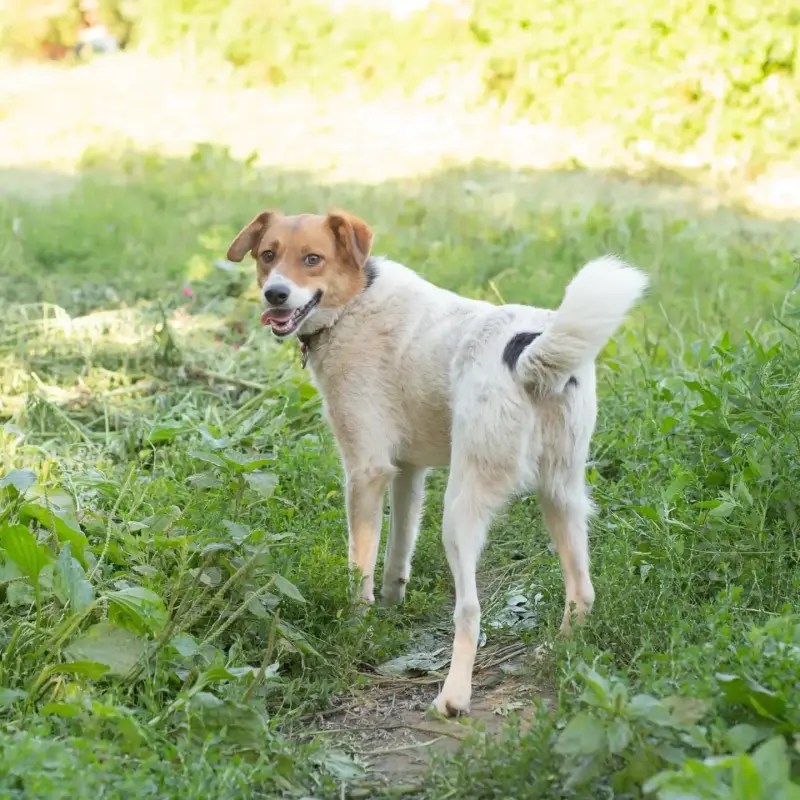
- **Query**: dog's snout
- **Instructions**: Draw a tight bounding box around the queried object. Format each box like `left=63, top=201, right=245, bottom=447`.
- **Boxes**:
left=264, top=284, right=290, bottom=306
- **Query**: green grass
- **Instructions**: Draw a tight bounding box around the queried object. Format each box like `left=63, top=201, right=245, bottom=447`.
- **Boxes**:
left=1, top=145, right=799, bottom=798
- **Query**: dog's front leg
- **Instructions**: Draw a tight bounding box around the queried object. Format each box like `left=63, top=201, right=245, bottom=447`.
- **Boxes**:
left=345, top=463, right=394, bottom=604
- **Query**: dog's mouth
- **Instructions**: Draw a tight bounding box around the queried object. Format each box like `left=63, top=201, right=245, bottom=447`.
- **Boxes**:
left=260, top=291, right=322, bottom=337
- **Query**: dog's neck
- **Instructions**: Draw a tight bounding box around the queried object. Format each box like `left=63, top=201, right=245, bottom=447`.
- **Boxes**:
left=296, top=258, right=379, bottom=366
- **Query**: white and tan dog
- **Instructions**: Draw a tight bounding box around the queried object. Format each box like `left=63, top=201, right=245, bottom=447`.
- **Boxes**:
left=227, top=209, right=647, bottom=716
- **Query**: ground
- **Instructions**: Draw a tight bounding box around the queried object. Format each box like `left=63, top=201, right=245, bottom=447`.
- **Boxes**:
left=1, top=52, right=799, bottom=799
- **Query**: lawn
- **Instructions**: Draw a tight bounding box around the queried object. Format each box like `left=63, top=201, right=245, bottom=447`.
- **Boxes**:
left=1, top=58, right=800, bottom=800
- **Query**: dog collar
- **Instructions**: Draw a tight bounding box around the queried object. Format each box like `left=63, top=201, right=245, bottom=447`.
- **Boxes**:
left=297, top=330, right=324, bottom=369
left=295, top=258, right=379, bottom=369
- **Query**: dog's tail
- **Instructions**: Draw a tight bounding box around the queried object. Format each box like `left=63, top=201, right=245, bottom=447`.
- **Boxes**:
left=508, top=256, right=648, bottom=393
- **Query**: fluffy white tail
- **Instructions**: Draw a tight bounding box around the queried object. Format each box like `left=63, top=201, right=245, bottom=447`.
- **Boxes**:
left=514, top=256, right=648, bottom=391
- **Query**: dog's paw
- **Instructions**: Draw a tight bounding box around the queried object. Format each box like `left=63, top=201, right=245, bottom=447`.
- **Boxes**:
left=352, top=597, right=374, bottom=617
left=379, top=578, right=408, bottom=606
left=431, top=684, right=471, bottom=718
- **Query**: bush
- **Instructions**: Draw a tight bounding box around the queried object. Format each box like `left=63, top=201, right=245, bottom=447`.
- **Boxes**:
left=0, top=0, right=134, bottom=59
left=3, top=1, right=798, bottom=170
left=133, top=0, right=800, bottom=170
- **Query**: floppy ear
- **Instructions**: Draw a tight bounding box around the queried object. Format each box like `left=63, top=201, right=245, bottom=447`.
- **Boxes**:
left=226, top=211, right=279, bottom=262
left=326, top=210, right=373, bottom=270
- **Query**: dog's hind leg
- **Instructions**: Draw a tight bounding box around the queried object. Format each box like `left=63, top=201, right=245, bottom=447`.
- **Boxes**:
left=381, top=464, right=427, bottom=605
left=432, top=462, right=507, bottom=717
left=539, top=477, right=595, bottom=633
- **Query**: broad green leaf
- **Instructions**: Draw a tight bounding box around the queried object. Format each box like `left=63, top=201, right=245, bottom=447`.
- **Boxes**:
left=627, top=694, right=671, bottom=725
left=145, top=421, right=187, bottom=444
left=716, top=673, right=787, bottom=720
left=0, top=687, right=28, bottom=707
left=272, top=573, right=306, bottom=603
left=577, top=663, right=611, bottom=709
left=378, top=650, right=449, bottom=677
left=659, top=416, right=678, bottom=435
left=6, top=580, right=35, bottom=606
left=663, top=472, right=690, bottom=502
left=65, top=623, right=147, bottom=675
left=200, top=542, right=233, bottom=556
left=708, top=500, right=737, bottom=518
left=228, top=453, right=275, bottom=472
left=221, top=519, right=250, bottom=544
left=171, top=633, right=200, bottom=658
left=53, top=543, right=94, bottom=613
left=187, top=449, right=228, bottom=468
left=642, top=769, right=681, bottom=795
left=726, top=723, right=768, bottom=753
left=198, top=424, right=229, bottom=450
left=633, top=505, right=660, bottom=521
left=0, top=559, right=21, bottom=582
left=246, top=596, right=270, bottom=618
left=318, top=749, right=364, bottom=781
left=662, top=695, right=710, bottom=726
left=185, top=692, right=269, bottom=750
left=107, top=586, right=167, bottom=634
left=41, top=702, right=83, bottom=718
left=19, top=489, right=88, bottom=564
left=0, top=523, right=51, bottom=585
left=40, top=661, right=110, bottom=681
left=610, top=681, right=629, bottom=712
left=188, top=566, right=222, bottom=586
left=244, top=471, right=278, bottom=498
left=562, top=752, right=606, bottom=791
left=140, top=506, right=182, bottom=534
left=787, top=784, right=800, bottom=800
left=0, top=469, right=36, bottom=496
left=606, top=718, right=631, bottom=754
left=731, top=753, right=763, bottom=798
left=186, top=472, right=222, bottom=489
left=553, top=711, right=607, bottom=757
left=751, top=736, right=791, bottom=788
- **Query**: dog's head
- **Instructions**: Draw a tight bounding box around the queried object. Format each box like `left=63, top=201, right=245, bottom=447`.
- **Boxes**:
left=226, top=210, right=373, bottom=338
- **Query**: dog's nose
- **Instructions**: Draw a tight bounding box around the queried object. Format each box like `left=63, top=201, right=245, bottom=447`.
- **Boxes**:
left=264, top=285, right=290, bottom=306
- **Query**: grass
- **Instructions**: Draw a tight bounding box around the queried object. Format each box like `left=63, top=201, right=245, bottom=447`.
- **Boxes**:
left=1, top=145, right=800, bottom=797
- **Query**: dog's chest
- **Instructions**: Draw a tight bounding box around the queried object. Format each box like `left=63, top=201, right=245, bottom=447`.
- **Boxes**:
left=309, top=345, right=454, bottom=467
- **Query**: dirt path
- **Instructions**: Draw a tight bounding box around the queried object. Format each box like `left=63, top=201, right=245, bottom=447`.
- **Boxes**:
left=297, top=635, right=552, bottom=789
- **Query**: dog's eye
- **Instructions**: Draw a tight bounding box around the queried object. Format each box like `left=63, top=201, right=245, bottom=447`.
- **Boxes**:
left=261, top=250, right=275, bottom=264
left=304, top=254, right=322, bottom=267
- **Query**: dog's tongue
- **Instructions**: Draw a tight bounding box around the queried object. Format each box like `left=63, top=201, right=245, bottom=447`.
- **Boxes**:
left=260, top=308, right=293, bottom=326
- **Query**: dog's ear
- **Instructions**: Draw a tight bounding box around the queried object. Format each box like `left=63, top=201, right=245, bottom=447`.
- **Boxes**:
left=227, top=211, right=279, bottom=262
left=326, top=210, right=373, bottom=270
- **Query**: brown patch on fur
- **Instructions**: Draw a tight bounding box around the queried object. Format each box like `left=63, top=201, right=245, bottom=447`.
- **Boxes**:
left=226, top=210, right=374, bottom=310
left=226, top=210, right=280, bottom=262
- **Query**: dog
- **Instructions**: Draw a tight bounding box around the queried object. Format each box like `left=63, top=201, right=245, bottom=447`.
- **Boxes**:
left=226, top=209, right=648, bottom=716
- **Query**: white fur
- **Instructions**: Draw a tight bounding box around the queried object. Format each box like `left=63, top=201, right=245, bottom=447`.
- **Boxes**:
left=264, top=270, right=316, bottom=309
left=296, top=255, right=647, bottom=716
left=514, top=256, right=649, bottom=394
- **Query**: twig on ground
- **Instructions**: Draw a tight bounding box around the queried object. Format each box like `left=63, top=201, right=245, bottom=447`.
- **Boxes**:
left=184, top=366, right=267, bottom=391
left=300, top=721, right=470, bottom=742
